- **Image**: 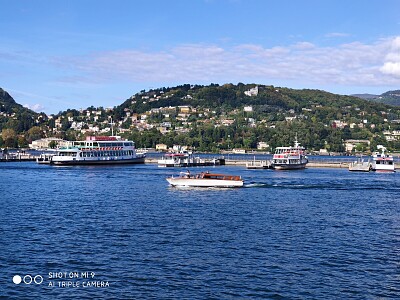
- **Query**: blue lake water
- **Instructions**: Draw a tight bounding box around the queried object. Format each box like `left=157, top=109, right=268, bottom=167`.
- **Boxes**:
left=0, top=162, right=399, bottom=299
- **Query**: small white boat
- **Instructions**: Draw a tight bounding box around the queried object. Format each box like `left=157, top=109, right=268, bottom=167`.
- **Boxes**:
left=371, top=145, right=395, bottom=172
left=166, top=171, right=244, bottom=188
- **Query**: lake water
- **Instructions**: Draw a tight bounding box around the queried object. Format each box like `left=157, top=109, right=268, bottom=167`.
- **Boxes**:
left=0, top=162, right=399, bottom=299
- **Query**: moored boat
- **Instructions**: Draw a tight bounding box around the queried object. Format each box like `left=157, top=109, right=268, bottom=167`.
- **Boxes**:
left=50, top=136, right=145, bottom=165
left=371, top=145, right=395, bottom=172
left=166, top=171, right=244, bottom=188
left=272, top=138, right=308, bottom=170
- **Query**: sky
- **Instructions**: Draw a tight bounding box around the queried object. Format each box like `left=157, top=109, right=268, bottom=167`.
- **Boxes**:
left=1, top=0, right=400, bottom=114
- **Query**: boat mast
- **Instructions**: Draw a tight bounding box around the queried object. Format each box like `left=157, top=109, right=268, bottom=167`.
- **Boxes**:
left=294, top=133, right=299, bottom=147
left=109, top=117, right=115, bottom=137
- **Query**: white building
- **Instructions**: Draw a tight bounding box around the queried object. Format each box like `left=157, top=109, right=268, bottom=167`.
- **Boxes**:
left=244, top=86, right=259, bottom=97
left=29, top=138, right=69, bottom=149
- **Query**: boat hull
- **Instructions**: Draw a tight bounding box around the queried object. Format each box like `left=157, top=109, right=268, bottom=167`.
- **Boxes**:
left=371, top=165, right=395, bottom=172
left=51, top=157, right=145, bottom=165
left=272, top=163, right=307, bottom=170
left=166, top=177, right=243, bottom=188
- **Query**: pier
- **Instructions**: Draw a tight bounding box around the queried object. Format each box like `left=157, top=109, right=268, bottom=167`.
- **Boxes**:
left=0, top=153, right=37, bottom=162
left=144, top=157, right=351, bottom=168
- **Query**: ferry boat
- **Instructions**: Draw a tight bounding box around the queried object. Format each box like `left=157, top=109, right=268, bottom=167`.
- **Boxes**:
left=50, top=136, right=145, bottom=165
left=371, top=145, right=395, bottom=172
left=166, top=171, right=244, bottom=188
left=271, top=138, right=308, bottom=170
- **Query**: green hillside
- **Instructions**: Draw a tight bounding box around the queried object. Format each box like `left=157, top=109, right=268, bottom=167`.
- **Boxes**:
left=113, top=84, right=400, bottom=152
left=1, top=84, right=400, bottom=152
left=0, top=88, right=39, bottom=133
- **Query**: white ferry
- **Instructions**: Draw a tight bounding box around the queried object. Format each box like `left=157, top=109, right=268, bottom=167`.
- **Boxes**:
left=371, top=145, right=395, bottom=172
left=167, top=171, right=244, bottom=188
left=50, top=136, right=145, bottom=165
left=272, top=138, right=308, bottom=170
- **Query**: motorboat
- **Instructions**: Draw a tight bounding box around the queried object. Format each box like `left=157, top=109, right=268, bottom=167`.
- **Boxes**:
left=166, top=171, right=244, bottom=188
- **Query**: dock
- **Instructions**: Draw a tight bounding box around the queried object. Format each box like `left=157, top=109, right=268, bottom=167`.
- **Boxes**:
left=246, top=160, right=272, bottom=169
left=145, top=158, right=351, bottom=168
left=0, top=153, right=37, bottom=162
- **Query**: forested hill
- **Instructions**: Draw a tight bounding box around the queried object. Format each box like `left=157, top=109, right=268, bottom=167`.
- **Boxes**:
left=116, top=83, right=392, bottom=116
left=0, top=88, right=31, bottom=114
left=1, top=84, right=400, bottom=151
left=353, top=90, right=400, bottom=106
left=0, top=88, right=40, bottom=133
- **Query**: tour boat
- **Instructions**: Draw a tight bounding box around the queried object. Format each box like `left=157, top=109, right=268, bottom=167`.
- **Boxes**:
left=166, top=171, right=244, bottom=188
left=271, top=138, right=308, bottom=170
left=50, top=136, right=145, bottom=165
left=371, top=145, right=395, bottom=172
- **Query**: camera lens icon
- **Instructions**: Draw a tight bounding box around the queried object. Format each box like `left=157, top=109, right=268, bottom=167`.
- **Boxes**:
left=13, top=275, right=43, bottom=285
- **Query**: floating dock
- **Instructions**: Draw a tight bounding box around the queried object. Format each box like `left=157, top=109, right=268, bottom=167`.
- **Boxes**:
left=246, top=160, right=272, bottom=169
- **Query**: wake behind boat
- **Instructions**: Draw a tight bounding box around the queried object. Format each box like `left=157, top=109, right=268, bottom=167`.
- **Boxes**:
left=167, top=171, right=244, bottom=188
left=50, top=136, right=145, bottom=165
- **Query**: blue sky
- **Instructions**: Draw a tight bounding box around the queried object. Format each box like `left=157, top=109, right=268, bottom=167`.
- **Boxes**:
left=1, top=0, right=400, bottom=114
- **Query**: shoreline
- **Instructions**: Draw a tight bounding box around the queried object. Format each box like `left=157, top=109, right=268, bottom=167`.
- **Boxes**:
left=0, top=157, right=397, bottom=170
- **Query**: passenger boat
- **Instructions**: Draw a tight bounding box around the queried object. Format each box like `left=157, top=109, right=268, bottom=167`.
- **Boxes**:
left=166, top=171, right=244, bottom=188
left=371, top=145, right=395, bottom=172
left=50, top=136, right=145, bottom=165
left=271, top=138, right=308, bottom=170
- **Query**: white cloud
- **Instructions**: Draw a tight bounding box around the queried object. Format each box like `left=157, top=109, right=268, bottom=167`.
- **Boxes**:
left=54, top=36, right=400, bottom=87
left=23, top=103, right=45, bottom=112
left=380, top=37, right=400, bottom=77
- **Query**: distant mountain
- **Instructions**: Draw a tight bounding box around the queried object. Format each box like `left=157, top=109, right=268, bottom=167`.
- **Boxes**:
left=352, top=90, right=400, bottom=106
left=351, top=93, right=379, bottom=100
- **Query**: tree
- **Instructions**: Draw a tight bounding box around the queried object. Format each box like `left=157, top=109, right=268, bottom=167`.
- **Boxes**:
left=26, top=126, right=43, bottom=142
left=48, top=140, right=58, bottom=149
left=1, top=128, right=17, bottom=148
left=18, top=136, right=28, bottom=148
